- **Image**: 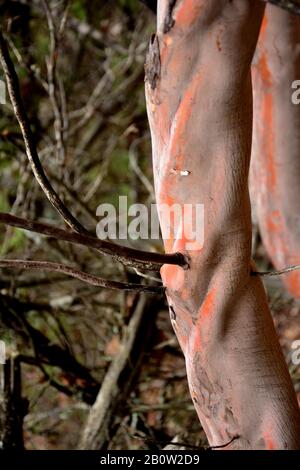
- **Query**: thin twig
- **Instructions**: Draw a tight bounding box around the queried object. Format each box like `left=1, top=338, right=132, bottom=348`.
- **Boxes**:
left=42, top=0, right=66, bottom=165
left=4, top=34, right=48, bottom=91
left=0, top=259, right=164, bottom=293
left=0, top=212, right=187, bottom=271
left=132, top=432, right=239, bottom=450
left=129, top=137, right=155, bottom=200
left=51, top=173, right=97, bottom=224
left=132, top=433, right=202, bottom=450
left=252, top=265, right=300, bottom=277
left=0, top=29, right=85, bottom=234
left=209, top=435, right=240, bottom=450
left=0, top=33, right=187, bottom=273
left=134, top=268, right=162, bottom=283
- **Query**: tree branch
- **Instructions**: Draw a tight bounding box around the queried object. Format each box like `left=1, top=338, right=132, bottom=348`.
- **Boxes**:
left=0, top=30, right=85, bottom=234
left=0, top=212, right=187, bottom=271
left=0, top=259, right=164, bottom=293
left=0, top=31, right=188, bottom=273
left=252, top=265, right=300, bottom=277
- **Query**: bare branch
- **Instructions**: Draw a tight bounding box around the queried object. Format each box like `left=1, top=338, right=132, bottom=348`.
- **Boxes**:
left=0, top=32, right=187, bottom=274
left=0, top=212, right=187, bottom=271
left=0, top=259, right=164, bottom=293
left=0, top=259, right=164, bottom=294
left=0, top=30, right=86, bottom=234
left=42, top=0, right=66, bottom=165
left=252, top=265, right=300, bottom=277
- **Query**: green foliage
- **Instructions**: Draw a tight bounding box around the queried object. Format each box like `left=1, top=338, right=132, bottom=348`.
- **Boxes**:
left=109, top=148, right=129, bottom=176
left=32, top=27, right=49, bottom=62
left=0, top=154, right=12, bottom=170
left=70, top=0, right=88, bottom=20
left=0, top=193, right=8, bottom=212
left=0, top=228, right=27, bottom=255
left=118, top=0, right=141, bottom=12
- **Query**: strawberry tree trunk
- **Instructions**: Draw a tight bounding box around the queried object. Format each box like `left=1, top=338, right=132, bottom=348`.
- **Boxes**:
left=145, top=0, right=300, bottom=449
left=251, top=4, right=300, bottom=299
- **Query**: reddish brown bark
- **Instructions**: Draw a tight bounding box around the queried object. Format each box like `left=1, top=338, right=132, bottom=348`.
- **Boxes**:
left=146, top=0, right=300, bottom=449
left=251, top=4, right=300, bottom=299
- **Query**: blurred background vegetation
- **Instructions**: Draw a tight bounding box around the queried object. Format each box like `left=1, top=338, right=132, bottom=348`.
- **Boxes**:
left=0, top=0, right=299, bottom=450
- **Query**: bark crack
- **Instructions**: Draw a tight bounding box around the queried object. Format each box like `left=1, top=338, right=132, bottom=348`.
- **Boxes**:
left=170, top=306, right=176, bottom=320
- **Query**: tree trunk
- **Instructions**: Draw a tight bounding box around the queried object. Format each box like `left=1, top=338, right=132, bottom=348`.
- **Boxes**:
left=251, top=4, right=300, bottom=299
left=146, top=0, right=300, bottom=449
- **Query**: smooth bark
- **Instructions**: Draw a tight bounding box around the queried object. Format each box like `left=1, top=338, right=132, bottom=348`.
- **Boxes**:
left=146, top=0, right=300, bottom=449
left=251, top=4, right=300, bottom=299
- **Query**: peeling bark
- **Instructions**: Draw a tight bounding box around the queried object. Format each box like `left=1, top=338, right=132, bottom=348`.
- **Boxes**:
left=146, top=0, right=300, bottom=449
left=145, top=34, right=161, bottom=90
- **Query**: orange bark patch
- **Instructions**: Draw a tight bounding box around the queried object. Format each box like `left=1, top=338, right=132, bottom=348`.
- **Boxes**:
left=259, top=15, right=268, bottom=41
left=188, top=288, right=217, bottom=354
left=199, top=287, right=216, bottom=319
left=191, top=324, right=202, bottom=352
left=266, top=210, right=281, bottom=234
left=263, top=430, right=275, bottom=450
left=175, top=0, right=203, bottom=29
left=262, top=94, right=276, bottom=191
left=256, top=53, right=276, bottom=191
left=169, top=71, right=202, bottom=167
left=286, top=272, right=300, bottom=299
left=157, top=193, right=176, bottom=251
left=161, top=263, right=185, bottom=291
left=266, top=210, right=286, bottom=258
left=258, top=52, right=272, bottom=87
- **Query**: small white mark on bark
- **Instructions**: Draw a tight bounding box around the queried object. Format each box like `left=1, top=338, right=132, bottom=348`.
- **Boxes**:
left=170, top=168, right=191, bottom=176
